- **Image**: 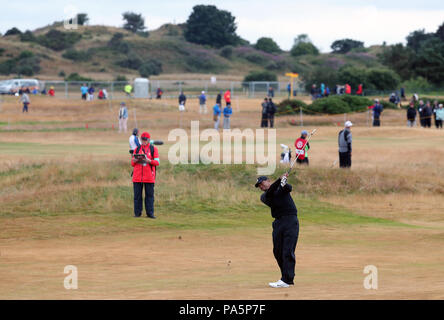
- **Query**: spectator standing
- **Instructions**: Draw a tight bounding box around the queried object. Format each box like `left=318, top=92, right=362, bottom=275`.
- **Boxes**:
left=325, top=87, right=330, bottom=97
left=310, top=84, right=317, bottom=100
left=356, top=84, right=363, bottom=96
left=87, top=85, right=95, bottom=101
left=338, top=121, right=353, bottom=168
left=345, top=84, right=351, bottom=95
left=199, top=91, right=207, bottom=114
left=48, top=86, right=55, bottom=97
left=320, top=83, right=325, bottom=97
left=261, top=98, right=269, bottom=128
left=423, top=101, right=432, bottom=128
left=407, top=102, right=417, bottom=127
left=178, top=91, right=186, bottom=111
left=224, top=89, right=231, bottom=106
left=81, top=84, right=88, bottom=100
left=372, top=99, right=383, bottom=127
left=268, top=98, right=277, bottom=128
left=156, top=88, right=163, bottom=99
left=20, top=92, right=30, bottom=113
left=432, top=100, right=439, bottom=128
left=223, top=104, right=232, bottom=129
left=287, top=83, right=291, bottom=98
left=98, top=89, right=105, bottom=100
left=418, top=100, right=426, bottom=127
left=129, top=128, right=141, bottom=152
left=124, top=83, right=132, bottom=97
left=213, top=103, right=221, bottom=129
left=268, top=86, right=275, bottom=98
left=216, top=91, right=222, bottom=105
left=435, top=104, right=444, bottom=129
left=118, top=102, right=129, bottom=133
left=400, top=87, right=406, bottom=100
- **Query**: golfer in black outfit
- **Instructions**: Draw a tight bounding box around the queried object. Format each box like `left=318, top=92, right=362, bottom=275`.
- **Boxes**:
left=256, top=173, right=299, bottom=288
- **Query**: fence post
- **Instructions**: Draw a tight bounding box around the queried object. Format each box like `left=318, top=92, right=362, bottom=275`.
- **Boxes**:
left=111, top=82, right=114, bottom=100
left=65, top=82, right=68, bottom=99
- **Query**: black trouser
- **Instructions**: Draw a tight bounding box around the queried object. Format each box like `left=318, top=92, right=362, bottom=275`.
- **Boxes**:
left=268, top=114, right=275, bottom=128
left=339, top=151, right=351, bottom=168
left=296, top=158, right=309, bottom=165
left=436, top=120, right=443, bottom=129
left=261, top=114, right=268, bottom=127
left=133, top=182, right=155, bottom=217
left=373, top=117, right=380, bottom=126
left=424, top=118, right=431, bottom=128
left=22, top=103, right=28, bottom=112
left=272, top=215, right=299, bottom=285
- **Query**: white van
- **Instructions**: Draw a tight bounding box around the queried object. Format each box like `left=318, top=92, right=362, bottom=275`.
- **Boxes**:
left=0, top=79, right=40, bottom=94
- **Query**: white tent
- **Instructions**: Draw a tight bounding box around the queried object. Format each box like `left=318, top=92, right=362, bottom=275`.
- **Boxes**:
left=134, top=78, right=149, bottom=98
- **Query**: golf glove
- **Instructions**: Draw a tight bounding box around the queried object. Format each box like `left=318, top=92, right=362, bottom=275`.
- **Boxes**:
left=280, top=176, right=287, bottom=187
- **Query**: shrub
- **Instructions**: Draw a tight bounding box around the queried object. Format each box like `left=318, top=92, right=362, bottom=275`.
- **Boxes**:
left=58, top=70, right=66, bottom=77
left=65, top=73, right=93, bottom=81
left=0, top=50, right=40, bottom=75
left=108, top=33, right=130, bottom=54
left=0, top=48, right=5, bottom=56
left=290, top=42, right=319, bottom=57
left=62, top=49, right=91, bottom=61
left=340, top=95, right=373, bottom=112
left=243, top=71, right=277, bottom=82
left=20, top=30, right=36, bottom=42
left=337, top=66, right=368, bottom=90
left=185, top=50, right=225, bottom=72
left=380, top=100, right=398, bottom=110
left=254, top=37, right=281, bottom=53
left=307, top=95, right=373, bottom=114
left=114, top=75, right=128, bottom=82
left=401, top=76, right=433, bottom=91
left=244, top=52, right=268, bottom=64
left=116, top=52, right=142, bottom=70
left=138, top=59, right=163, bottom=77
left=220, top=45, right=233, bottom=59
left=36, top=29, right=82, bottom=51
left=366, top=69, right=401, bottom=91
left=4, top=27, right=21, bottom=36
left=276, top=99, right=307, bottom=115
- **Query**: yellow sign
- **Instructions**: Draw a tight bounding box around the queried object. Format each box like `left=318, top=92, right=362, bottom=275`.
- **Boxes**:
left=285, top=72, right=299, bottom=97
left=285, top=72, right=299, bottom=78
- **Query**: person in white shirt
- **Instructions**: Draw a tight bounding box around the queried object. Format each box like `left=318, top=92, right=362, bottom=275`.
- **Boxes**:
left=129, top=128, right=141, bottom=154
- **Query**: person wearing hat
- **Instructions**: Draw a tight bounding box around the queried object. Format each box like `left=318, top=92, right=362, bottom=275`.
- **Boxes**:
left=372, top=99, right=383, bottom=127
left=199, top=91, right=207, bottom=114
left=338, top=121, right=353, bottom=168
left=118, top=102, right=129, bottom=133
left=131, top=132, right=159, bottom=218
left=435, top=104, right=444, bottom=129
left=129, top=128, right=141, bottom=153
left=255, top=173, right=299, bottom=288
left=295, top=130, right=310, bottom=165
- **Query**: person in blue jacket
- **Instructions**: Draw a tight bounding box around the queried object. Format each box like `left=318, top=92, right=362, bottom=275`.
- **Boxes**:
left=223, top=104, right=233, bottom=129
left=199, top=91, right=207, bottom=114
left=213, top=103, right=221, bottom=129
left=372, top=99, right=383, bottom=127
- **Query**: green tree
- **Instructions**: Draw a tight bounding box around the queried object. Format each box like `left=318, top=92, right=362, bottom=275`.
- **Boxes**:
left=303, top=66, right=339, bottom=91
left=366, top=69, right=401, bottom=90
left=436, top=21, right=444, bottom=41
left=378, top=43, right=414, bottom=80
left=122, top=12, right=147, bottom=34
left=76, top=13, right=89, bottom=26
left=291, top=42, right=319, bottom=56
left=243, top=71, right=277, bottom=82
left=184, top=5, right=239, bottom=47
left=337, top=66, right=368, bottom=89
left=413, top=38, right=444, bottom=85
left=331, top=39, right=364, bottom=54
left=4, top=27, right=21, bottom=36
left=254, top=37, right=281, bottom=53
left=406, top=29, right=436, bottom=52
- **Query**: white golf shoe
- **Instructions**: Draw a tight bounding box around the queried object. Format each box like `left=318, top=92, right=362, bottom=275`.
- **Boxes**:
left=268, top=280, right=290, bottom=288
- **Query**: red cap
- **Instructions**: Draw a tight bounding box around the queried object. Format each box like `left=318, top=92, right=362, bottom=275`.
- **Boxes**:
left=141, top=132, right=150, bottom=140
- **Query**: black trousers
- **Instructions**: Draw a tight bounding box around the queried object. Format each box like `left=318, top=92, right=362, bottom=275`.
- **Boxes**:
left=436, top=120, right=443, bottom=128
left=339, top=151, right=351, bottom=168
left=133, top=182, right=155, bottom=217
left=296, top=158, right=309, bottom=165
left=272, top=215, right=299, bottom=285
left=268, top=114, right=275, bottom=128
left=424, top=118, right=431, bottom=128
left=373, top=118, right=380, bottom=126
left=261, top=114, right=268, bottom=127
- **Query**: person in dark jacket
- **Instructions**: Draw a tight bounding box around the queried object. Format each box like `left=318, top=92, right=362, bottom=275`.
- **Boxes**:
left=418, top=100, right=426, bottom=127
left=216, top=91, right=222, bottom=105
left=407, top=102, right=417, bottom=127
left=267, top=98, right=277, bottom=128
left=256, top=173, right=299, bottom=288
left=131, top=132, right=160, bottom=218
left=338, top=121, right=353, bottom=168
left=372, top=99, right=383, bottom=126
left=261, top=98, right=269, bottom=128
left=423, top=101, right=432, bottom=128
left=178, top=92, right=186, bottom=106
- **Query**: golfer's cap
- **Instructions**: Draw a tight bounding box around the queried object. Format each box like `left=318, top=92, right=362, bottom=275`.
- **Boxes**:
left=345, top=121, right=353, bottom=127
left=132, top=128, right=139, bottom=135
left=301, top=130, right=308, bottom=135
left=202, top=91, right=205, bottom=94
left=141, top=132, right=150, bottom=140
left=255, top=176, right=268, bottom=188
left=120, top=101, right=126, bottom=106
left=374, top=99, right=379, bottom=102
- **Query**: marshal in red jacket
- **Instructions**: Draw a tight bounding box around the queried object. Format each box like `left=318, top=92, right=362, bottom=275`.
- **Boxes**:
left=131, top=144, right=159, bottom=183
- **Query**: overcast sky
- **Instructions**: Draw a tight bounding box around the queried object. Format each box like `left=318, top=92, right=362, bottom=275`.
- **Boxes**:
left=1, top=0, right=443, bottom=52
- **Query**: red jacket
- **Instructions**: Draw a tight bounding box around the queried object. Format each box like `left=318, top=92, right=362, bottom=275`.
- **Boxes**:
left=131, top=144, right=159, bottom=183
left=224, top=90, right=231, bottom=103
